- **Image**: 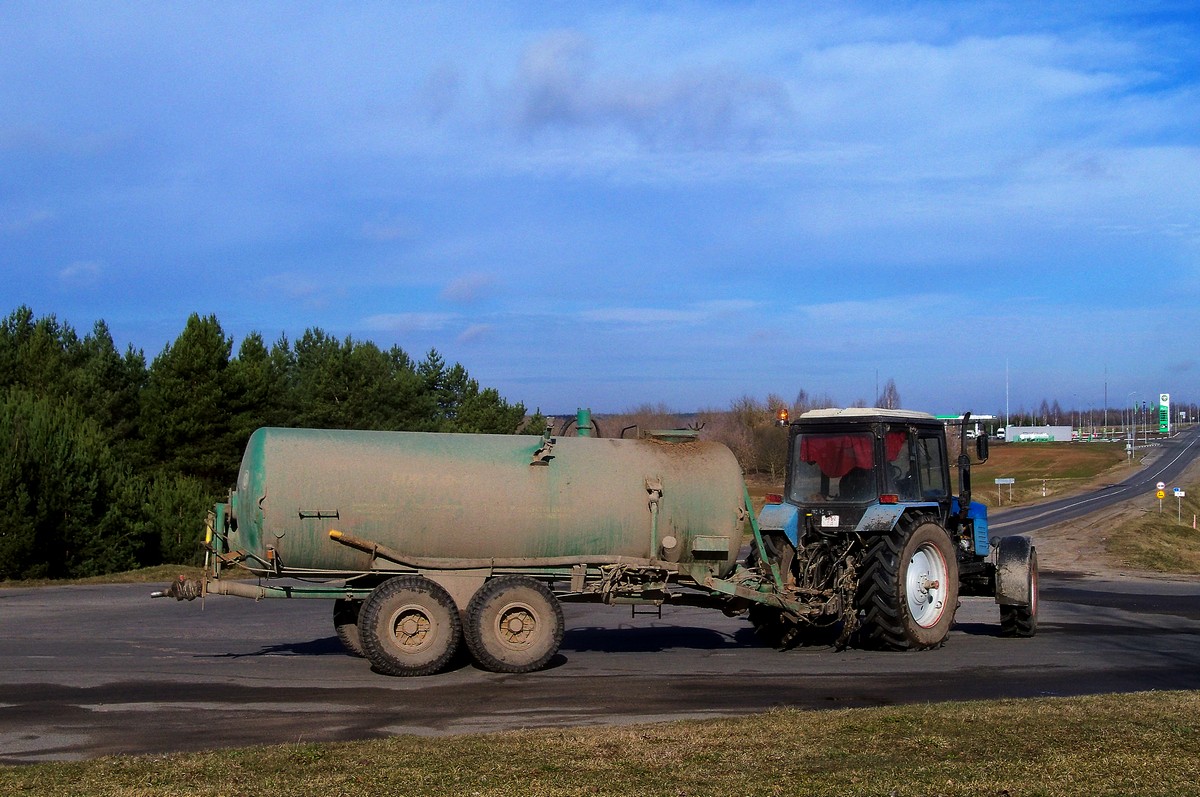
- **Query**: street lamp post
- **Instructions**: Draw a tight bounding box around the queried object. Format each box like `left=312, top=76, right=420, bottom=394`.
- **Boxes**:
left=1127, top=391, right=1139, bottom=463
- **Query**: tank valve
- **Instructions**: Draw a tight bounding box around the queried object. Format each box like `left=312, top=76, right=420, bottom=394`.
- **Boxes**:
left=530, top=436, right=556, bottom=466
left=151, top=575, right=203, bottom=601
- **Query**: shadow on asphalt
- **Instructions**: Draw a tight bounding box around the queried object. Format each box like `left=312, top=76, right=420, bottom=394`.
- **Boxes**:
left=559, top=624, right=758, bottom=653
left=203, top=635, right=352, bottom=658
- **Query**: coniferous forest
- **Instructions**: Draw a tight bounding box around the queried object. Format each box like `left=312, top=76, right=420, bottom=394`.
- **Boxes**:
left=0, top=307, right=530, bottom=581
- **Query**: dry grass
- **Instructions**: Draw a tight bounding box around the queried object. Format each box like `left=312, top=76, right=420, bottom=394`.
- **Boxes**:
left=1105, top=472, right=1200, bottom=574
left=2, top=692, right=1198, bottom=796
left=972, top=442, right=1131, bottom=507
left=0, top=565, right=206, bottom=590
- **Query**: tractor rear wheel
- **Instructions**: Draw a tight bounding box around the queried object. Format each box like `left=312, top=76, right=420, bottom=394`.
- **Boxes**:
left=858, top=519, right=959, bottom=650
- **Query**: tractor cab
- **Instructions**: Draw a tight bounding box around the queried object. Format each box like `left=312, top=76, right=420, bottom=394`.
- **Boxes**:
left=783, top=408, right=968, bottom=534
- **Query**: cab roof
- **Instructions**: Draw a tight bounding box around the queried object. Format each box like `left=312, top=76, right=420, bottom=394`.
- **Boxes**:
left=797, top=407, right=939, bottom=426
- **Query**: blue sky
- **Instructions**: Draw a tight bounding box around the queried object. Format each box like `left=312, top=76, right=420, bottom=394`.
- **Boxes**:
left=3, top=2, right=1198, bottom=417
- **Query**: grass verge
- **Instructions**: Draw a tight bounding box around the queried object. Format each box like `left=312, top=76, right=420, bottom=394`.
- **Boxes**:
left=972, top=442, right=1130, bottom=506
left=1106, top=473, right=1200, bottom=574
left=0, top=564, right=206, bottom=590
left=2, top=691, right=1198, bottom=796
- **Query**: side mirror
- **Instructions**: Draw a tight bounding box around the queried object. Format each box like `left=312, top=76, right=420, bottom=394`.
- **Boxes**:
left=975, top=434, right=989, bottom=463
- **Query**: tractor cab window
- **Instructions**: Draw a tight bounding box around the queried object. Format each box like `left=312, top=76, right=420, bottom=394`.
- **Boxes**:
left=885, top=428, right=919, bottom=501
left=916, top=433, right=949, bottom=498
left=790, top=432, right=877, bottom=503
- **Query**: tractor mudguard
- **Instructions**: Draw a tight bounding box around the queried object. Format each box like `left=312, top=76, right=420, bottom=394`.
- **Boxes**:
left=854, top=502, right=941, bottom=534
left=995, top=535, right=1036, bottom=607
left=856, top=503, right=906, bottom=533
left=758, top=502, right=800, bottom=547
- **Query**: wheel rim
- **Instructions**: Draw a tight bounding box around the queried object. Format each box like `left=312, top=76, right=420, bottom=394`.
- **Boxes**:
left=493, top=601, right=538, bottom=648
left=389, top=604, right=436, bottom=652
left=906, top=542, right=949, bottom=628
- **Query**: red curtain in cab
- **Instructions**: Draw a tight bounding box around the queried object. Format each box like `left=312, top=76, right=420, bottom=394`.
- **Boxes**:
left=799, top=432, right=907, bottom=478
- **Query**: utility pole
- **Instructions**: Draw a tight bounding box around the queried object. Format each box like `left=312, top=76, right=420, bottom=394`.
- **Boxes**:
left=1103, top=366, right=1108, bottom=430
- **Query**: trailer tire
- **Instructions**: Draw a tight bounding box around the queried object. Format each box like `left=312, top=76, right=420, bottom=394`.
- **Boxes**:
left=999, top=547, right=1038, bottom=638
left=359, top=576, right=462, bottom=676
left=464, top=576, right=564, bottom=673
left=334, top=598, right=364, bottom=657
left=858, top=518, right=959, bottom=650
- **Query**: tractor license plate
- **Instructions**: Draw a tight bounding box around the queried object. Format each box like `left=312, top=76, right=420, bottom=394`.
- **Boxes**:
left=820, top=515, right=840, bottom=527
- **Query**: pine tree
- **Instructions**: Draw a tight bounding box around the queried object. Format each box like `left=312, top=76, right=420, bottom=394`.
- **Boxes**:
left=140, top=313, right=238, bottom=488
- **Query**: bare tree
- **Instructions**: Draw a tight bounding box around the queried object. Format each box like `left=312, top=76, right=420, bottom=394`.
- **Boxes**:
left=602, top=403, right=685, bottom=438
left=876, top=378, right=901, bottom=409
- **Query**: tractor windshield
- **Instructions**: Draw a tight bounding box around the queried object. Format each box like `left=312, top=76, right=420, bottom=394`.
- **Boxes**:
left=789, top=432, right=877, bottom=503
left=790, top=430, right=912, bottom=504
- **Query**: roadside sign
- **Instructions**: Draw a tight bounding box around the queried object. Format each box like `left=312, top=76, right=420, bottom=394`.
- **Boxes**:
left=1175, top=488, right=1186, bottom=498
left=1156, top=489, right=1166, bottom=500
left=995, top=478, right=1015, bottom=485
left=1157, top=481, right=1166, bottom=490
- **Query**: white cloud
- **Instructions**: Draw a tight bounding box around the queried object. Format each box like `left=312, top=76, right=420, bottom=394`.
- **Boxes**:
left=362, top=313, right=457, bottom=333
left=57, top=260, right=102, bottom=289
left=509, top=30, right=792, bottom=150
left=457, top=323, right=492, bottom=344
left=441, top=273, right=499, bottom=304
left=1, top=208, right=53, bottom=235
left=580, top=299, right=759, bottom=327
left=256, top=274, right=331, bottom=307
left=360, top=214, right=419, bottom=242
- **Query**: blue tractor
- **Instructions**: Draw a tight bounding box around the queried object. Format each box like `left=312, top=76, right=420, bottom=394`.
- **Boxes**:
left=751, top=408, right=1038, bottom=649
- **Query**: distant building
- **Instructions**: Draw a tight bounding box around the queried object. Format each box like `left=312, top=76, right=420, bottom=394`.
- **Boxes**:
left=935, top=414, right=997, bottom=438
left=1004, top=425, right=1073, bottom=443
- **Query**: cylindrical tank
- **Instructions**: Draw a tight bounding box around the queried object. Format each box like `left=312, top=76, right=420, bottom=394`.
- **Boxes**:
left=227, top=427, right=746, bottom=580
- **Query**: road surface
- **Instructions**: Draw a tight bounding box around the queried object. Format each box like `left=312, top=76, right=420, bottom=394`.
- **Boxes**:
left=3, top=570, right=1200, bottom=764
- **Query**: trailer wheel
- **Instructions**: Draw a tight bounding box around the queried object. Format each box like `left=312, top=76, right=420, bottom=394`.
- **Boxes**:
left=359, top=576, right=461, bottom=676
left=464, top=576, right=563, bottom=673
left=1000, top=547, right=1039, bottom=638
left=858, top=519, right=959, bottom=650
left=333, top=598, right=364, bottom=657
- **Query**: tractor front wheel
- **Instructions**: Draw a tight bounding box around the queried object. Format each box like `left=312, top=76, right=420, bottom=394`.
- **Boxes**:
left=1000, top=547, right=1039, bottom=637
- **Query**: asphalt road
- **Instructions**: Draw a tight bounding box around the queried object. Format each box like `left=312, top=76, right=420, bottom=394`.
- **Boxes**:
left=3, top=429, right=1199, bottom=765
left=3, top=568, right=1200, bottom=764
